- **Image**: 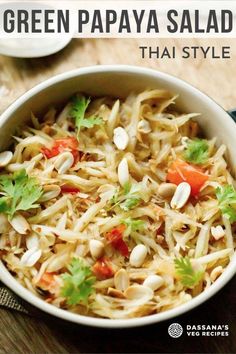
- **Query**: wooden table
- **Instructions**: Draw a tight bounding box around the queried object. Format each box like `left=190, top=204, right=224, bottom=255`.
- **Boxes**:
left=0, top=38, right=236, bottom=354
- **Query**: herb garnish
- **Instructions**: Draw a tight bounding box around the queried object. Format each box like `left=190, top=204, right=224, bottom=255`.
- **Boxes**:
left=70, top=96, right=104, bottom=134
left=183, top=138, right=209, bottom=165
left=174, top=257, right=203, bottom=288
left=0, top=169, right=42, bottom=218
left=121, top=217, right=145, bottom=235
left=119, top=182, right=142, bottom=211
left=61, top=258, right=95, bottom=306
left=216, top=185, right=236, bottom=223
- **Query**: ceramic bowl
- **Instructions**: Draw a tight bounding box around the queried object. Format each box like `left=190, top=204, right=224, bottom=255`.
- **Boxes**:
left=0, top=65, right=235, bottom=327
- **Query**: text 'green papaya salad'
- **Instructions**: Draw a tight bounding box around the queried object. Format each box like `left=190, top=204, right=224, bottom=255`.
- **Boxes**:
left=0, top=90, right=235, bottom=319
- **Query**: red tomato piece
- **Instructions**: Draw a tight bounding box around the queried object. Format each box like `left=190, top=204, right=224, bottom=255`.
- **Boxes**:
left=41, top=137, right=79, bottom=161
left=106, top=224, right=129, bottom=257
left=167, top=159, right=208, bottom=196
left=61, top=185, right=80, bottom=194
left=92, top=257, right=114, bottom=280
left=37, top=272, right=57, bottom=292
left=41, top=147, right=59, bottom=159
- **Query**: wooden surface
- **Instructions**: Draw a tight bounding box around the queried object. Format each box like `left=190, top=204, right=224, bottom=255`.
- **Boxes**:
left=0, top=38, right=236, bottom=354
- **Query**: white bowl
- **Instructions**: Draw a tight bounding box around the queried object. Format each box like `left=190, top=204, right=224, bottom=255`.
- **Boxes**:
left=0, top=65, right=235, bottom=328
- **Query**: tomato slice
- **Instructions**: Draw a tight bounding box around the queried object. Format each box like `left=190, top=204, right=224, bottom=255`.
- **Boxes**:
left=41, top=146, right=59, bottom=159
left=61, top=185, right=80, bottom=194
left=106, top=224, right=129, bottom=257
left=41, top=137, right=79, bottom=161
left=55, top=137, right=78, bottom=150
left=37, top=272, right=57, bottom=293
left=167, top=159, right=208, bottom=196
left=92, top=257, right=114, bottom=280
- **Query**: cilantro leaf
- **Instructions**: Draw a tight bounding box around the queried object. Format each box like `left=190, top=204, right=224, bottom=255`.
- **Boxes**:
left=121, top=198, right=140, bottom=211
left=120, top=182, right=142, bottom=211
left=0, top=169, right=43, bottom=218
left=220, top=206, right=236, bottom=223
left=0, top=197, right=9, bottom=213
left=174, top=257, right=203, bottom=288
left=109, top=182, right=144, bottom=211
left=183, top=139, right=209, bottom=165
left=123, top=182, right=132, bottom=195
left=61, top=258, right=95, bottom=306
left=81, top=116, right=104, bottom=129
left=216, top=185, right=236, bottom=223
left=70, top=96, right=104, bottom=134
left=110, top=189, right=119, bottom=205
left=121, top=217, right=145, bottom=236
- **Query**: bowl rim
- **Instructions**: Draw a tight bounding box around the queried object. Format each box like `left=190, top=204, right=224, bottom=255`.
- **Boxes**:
left=0, top=64, right=236, bottom=328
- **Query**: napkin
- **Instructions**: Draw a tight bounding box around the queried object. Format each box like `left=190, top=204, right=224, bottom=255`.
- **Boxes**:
left=0, top=284, right=28, bottom=313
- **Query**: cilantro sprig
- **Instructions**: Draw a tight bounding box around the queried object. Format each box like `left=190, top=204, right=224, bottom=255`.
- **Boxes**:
left=0, top=169, right=43, bottom=218
left=121, top=217, right=145, bottom=235
left=120, top=182, right=142, bottom=211
left=216, top=185, right=236, bottom=223
left=174, top=257, right=204, bottom=288
left=61, top=258, right=95, bottom=306
left=70, top=96, right=104, bottom=135
left=110, top=182, right=142, bottom=211
left=183, top=138, right=209, bottom=165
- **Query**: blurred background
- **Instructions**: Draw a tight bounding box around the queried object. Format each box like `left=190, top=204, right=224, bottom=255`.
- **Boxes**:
left=0, top=38, right=235, bottom=114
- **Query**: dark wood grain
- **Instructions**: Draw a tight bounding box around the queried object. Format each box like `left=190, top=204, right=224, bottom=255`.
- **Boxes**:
left=0, top=38, right=236, bottom=354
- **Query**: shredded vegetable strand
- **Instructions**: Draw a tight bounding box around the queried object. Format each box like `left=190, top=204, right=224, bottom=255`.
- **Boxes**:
left=0, top=90, right=235, bottom=320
